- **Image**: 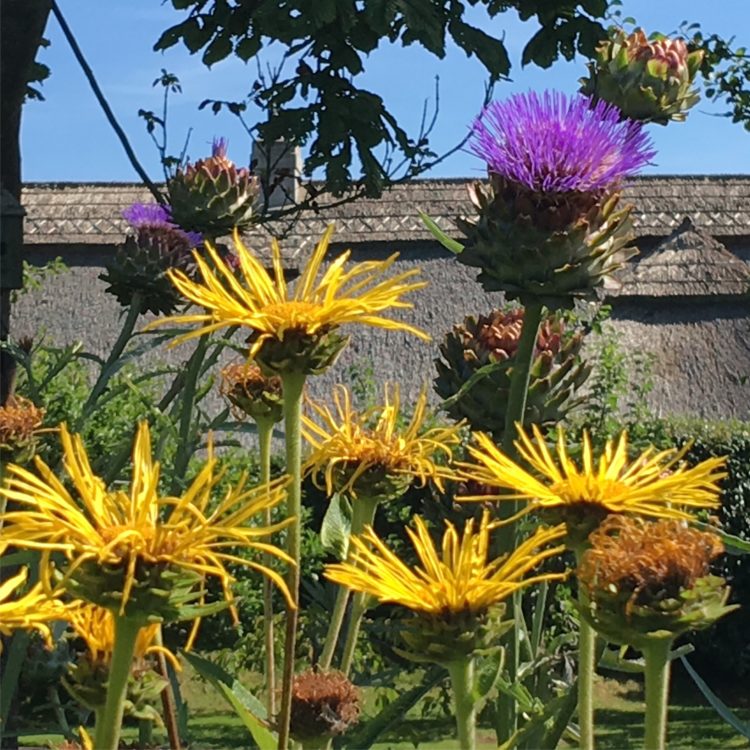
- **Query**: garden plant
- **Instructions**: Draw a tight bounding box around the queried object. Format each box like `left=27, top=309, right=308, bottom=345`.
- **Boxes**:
left=2, top=19, right=750, bottom=750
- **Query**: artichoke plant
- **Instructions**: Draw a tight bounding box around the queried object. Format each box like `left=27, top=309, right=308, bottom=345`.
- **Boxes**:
left=167, top=137, right=260, bottom=237
left=435, top=307, right=590, bottom=437
left=580, top=28, right=705, bottom=125
left=462, top=91, right=654, bottom=308
left=101, top=203, right=202, bottom=315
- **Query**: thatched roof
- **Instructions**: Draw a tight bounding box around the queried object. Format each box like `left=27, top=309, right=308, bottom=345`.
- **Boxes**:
left=615, top=217, right=750, bottom=297
left=20, top=175, right=750, bottom=248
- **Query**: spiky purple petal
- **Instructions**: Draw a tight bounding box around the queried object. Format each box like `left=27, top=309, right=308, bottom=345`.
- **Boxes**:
left=212, top=137, right=228, bottom=159
left=469, top=91, right=655, bottom=194
left=122, top=202, right=172, bottom=229
left=122, top=202, right=203, bottom=251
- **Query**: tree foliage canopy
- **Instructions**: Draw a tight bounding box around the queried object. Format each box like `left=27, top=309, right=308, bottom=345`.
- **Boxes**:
left=156, top=0, right=612, bottom=197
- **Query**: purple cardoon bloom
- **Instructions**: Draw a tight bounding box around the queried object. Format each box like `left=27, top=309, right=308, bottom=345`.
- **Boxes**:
left=122, top=202, right=203, bottom=250
left=469, top=91, right=655, bottom=194
left=122, top=202, right=172, bottom=230
left=212, top=137, right=228, bottom=159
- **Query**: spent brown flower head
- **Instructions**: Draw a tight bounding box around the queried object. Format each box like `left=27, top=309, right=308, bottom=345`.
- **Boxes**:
left=0, top=395, right=44, bottom=451
left=220, top=361, right=283, bottom=423
left=579, top=515, right=724, bottom=614
left=290, top=669, right=360, bottom=743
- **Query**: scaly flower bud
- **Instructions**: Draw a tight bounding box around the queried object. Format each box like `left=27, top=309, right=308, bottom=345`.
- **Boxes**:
left=435, top=307, right=590, bottom=436
left=580, top=28, right=705, bottom=125
left=167, top=138, right=261, bottom=237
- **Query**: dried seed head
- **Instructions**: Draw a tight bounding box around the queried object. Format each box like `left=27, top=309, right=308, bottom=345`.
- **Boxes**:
left=579, top=515, right=724, bottom=612
left=290, top=669, right=360, bottom=743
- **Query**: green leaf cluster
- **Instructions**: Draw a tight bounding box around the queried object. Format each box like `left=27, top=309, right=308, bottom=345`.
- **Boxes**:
left=155, top=0, right=612, bottom=197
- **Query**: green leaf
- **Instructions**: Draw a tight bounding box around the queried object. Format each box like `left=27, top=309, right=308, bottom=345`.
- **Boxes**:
left=693, top=521, right=750, bottom=555
left=681, top=656, right=750, bottom=739
left=448, top=19, right=510, bottom=79
left=320, top=493, right=352, bottom=560
left=339, top=665, right=445, bottom=749
left=418, top=211, right=463, bottom=254
left=182, top=652, right=276, bottom=750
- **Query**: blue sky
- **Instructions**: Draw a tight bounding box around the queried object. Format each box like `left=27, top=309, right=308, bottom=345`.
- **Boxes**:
left=21, top=0, right=750, bottom=182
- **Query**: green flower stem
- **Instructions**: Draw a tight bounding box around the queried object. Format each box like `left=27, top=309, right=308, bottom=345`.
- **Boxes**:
left=447, top=657, right=477, bottom=750
left=78, top=290, right=143, bottom=426
left=338, top=591, right=366, bottom=677
left=643, top=638, right=673, bottom=750
left=320, top=495, right=379, bottom=672
left=257, top=416, right=278, bottom=718
left=575, top=546, right=598, bottom=750
left=170, top=334, right=210, bottom=491
left=500, top=301, right=544, bottom=470
left=277, top=370, right=307, bottom=750
left=578, top=616, right=597, bottom=750
left=93, top=615, right=142, bottom=750
left=494, top=300, right=543, bottom=744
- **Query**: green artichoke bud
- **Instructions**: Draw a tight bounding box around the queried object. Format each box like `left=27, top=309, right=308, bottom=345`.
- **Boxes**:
left=435, top=307, right=590, bottom=436
left=252, top=328, right=349, bottom=377
left=101, top=235, right=194, bottom=315
left=290, top=670, right=360, bottom=747
left=577, top=516, right=737, bottom=649
left=580, top=28, right=705, bottom=125
left=167, top=138, right=260, bottom=237
left=220, top=361, right=284, bottom=424
left=457, top=177, right=637, bottom=308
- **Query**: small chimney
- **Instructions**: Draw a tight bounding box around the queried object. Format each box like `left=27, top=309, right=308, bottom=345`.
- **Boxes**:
left=251, top=140, right=302, bottom=209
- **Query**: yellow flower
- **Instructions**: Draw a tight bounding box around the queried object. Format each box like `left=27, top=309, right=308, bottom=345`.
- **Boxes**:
left=303, top=384, right=462, bottom=497
left=153, top=225, right=429, bottom=357
left=325, top=512, right=565, bottom=617
left=460, top=426, right=726, bottom=522
left=0, top=567, right=68, bottom=646
left=67, top=602, right=180, bottom=671
left=0, top=422, right=293, bottom=622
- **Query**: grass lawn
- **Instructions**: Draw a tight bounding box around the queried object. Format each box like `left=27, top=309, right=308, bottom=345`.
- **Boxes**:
left=19, top=669, right=750, bottom=749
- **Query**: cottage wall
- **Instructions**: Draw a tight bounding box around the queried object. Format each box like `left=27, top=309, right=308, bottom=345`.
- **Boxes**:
left=12, top=238, right=750, bottom=421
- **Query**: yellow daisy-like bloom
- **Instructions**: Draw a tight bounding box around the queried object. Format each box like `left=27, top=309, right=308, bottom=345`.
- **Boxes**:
left=154, top=225, right=429, bottom=357
left=67, top=603, right=180, bottom=671
left=0, top=422, right=293, bottom=621
left=303, top=384, right=462, bottom=497
left=0, top=567, right=69, bottom=646
left=461, top=425, right=726, bottom=522
left=325, top=512, right=566, bottom=617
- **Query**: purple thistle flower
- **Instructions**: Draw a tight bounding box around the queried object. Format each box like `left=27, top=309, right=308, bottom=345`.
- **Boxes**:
left=122, top=202, right=203, bottom=251
left=469, top=91, right=656, bottom=194
left=122, top=202, right=172, bottom=229
left=212, top=137, right=228, bottom=159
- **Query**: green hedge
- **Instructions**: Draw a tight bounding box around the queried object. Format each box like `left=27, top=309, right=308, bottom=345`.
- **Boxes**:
left=633, top=417, right=750, bottom=680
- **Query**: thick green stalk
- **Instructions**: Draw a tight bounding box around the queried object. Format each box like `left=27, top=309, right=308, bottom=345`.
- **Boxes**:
left=321, top=495, right=379, bottom=673
left=257, top=417, right=278, bottom=718
left=319, top=583, right=350, bottom=671
left=170, top=334, right=210, bottom=492
left=578, top=617, right=597, bottom=750
left=500, top=301, right=544, bottom=480
left=643, top=638, right=673, bottom=750
left=338, top=591, right=367, bottom=677
left=494, top=300, right=544, bottom=745
left=78, top=291, right=143, bottom=426
left=93, top=616, right=142, bottom=750
left=277, top=370, right=307, bottom=750
left=447, top=657, right=477, bottom=750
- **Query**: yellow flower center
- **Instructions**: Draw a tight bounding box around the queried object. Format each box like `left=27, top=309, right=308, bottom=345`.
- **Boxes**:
left=552, top=475, right=624, bottom=505
left=264, top=300, right=322, bottom=324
